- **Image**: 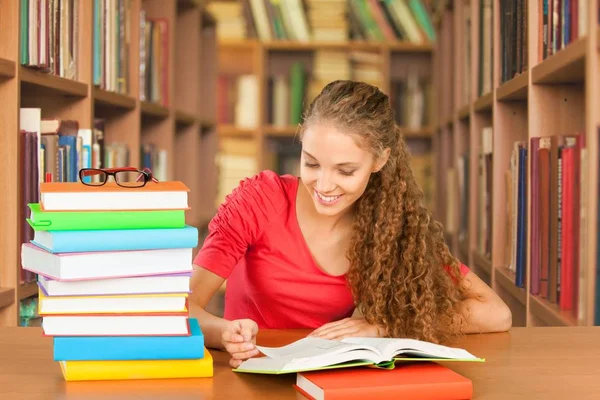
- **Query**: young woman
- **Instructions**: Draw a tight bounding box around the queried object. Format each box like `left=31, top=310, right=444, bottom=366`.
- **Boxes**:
left=190, top=80, right=512, bottom=368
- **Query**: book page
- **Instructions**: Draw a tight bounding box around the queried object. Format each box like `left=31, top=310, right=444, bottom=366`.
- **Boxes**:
left=341, top=337, right=481, bottom=361
left=256, top=337, right=381, bottom=360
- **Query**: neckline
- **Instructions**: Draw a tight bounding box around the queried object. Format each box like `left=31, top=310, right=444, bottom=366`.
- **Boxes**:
left=291, top=176, right=347, bottom=279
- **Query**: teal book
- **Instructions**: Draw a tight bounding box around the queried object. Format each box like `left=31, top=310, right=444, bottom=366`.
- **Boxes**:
left=32, top=225, right=199, bottom=253
left=26, top=203, right=186, bottom=231
left=54, top=318, right=205, bottom=361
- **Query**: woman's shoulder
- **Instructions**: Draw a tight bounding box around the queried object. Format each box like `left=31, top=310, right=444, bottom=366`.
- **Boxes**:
left=223, top=170, right=297, bottom=214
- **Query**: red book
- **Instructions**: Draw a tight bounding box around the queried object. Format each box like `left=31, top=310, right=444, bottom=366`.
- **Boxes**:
left=293, top=362, right=473, bottom=400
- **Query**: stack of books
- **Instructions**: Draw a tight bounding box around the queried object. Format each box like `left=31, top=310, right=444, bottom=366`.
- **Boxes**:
left=20, top=180, right=213, bottom=381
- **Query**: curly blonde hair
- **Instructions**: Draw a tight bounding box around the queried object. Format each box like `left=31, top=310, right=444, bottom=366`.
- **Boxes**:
left=301, top=80, right=470, bottom=344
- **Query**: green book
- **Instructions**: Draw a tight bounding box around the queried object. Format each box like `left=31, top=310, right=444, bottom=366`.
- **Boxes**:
left=26, top=203, right=186, bottom=231
left=289, top=62, right=305, bottom=125
left=20, top=0, right=29, bottom=65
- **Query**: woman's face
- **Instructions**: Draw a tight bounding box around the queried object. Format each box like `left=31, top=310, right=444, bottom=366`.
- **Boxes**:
left=300, top=123, right=388, bottom=217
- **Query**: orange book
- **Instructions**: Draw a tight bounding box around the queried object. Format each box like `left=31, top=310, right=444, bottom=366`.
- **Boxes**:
left=293, top=362, right=472, bottom=400
left=39, top=181, right=190, bottom=211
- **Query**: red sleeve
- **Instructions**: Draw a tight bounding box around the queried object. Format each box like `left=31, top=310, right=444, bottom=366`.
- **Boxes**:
left=443, top=263, right=471, bottom=282
left=193, top=171, right=287, bottom=279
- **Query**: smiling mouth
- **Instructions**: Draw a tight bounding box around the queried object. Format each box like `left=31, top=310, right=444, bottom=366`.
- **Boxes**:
left=314, top=190, right=343, bottom=204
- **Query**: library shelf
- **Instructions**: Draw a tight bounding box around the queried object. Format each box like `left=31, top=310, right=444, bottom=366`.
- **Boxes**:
left=473, top=92, right=493, bottom=113
left=402, top=127, right=434, bottom=138
left=263, top=40, right=382, bottom=52
left=140, top=101, right=170, bottom=119
left=531, top=36, right=587, bottom=84
left=218, top=39, right=259, bottom=50
left=458, top=104, right=470, bottom=120
left=218, top=124, right=255, bottom=138
left=201, top=119, right=216, bottom=130
left=496, top=73, right=528, bottom=101
left=387, top=41, right=433, bottom=52
left=19, top=66, right=88, bottom=97
left=0, top=58, right=16, bottom=79
left=495, top=266, right=527, bottom=307
left=263, top=125, right=299, bottom=137
left=458, top=238, right=469, bottom=262
left=17, top=282, right=37, bottom=301
left=175, top=109, right=202, bottom=126
left=529, top=294, right=578, bottom=327
left=93, top=88, right=136, bottom=110
left=473, top=250, right=492, bottom=276
left=221, top=39, right=433, bottom=53
left=0, top=288, right=15, bottom=311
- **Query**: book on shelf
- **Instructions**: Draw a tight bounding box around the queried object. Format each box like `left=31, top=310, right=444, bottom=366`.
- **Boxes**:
left=93, top=0, right=131, bottom=95
left=512, top=132, right=588, bottom=321
left=20, top=0, right=78, bottom=79
left=477, top=127, right=493, bottom=258
left=234, top=336, right=483, bottom=374
left=209, top=0, right=435, bottom=44
left=500, top=0, right=528, bottom=83
left=538, top=0, right=588, bottom=62
left=478, top=0, right=493, bottom=96
left=216, top=137, right=259, bottom=206
left=294, top=362, right=473, bottom=400
left=139, top=10, right=169, bottom=106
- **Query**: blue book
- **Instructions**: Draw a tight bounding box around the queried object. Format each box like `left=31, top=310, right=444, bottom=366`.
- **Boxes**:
left=31, top=225, right=198, bottom=253
left=53, top=318, right=204, bottom=361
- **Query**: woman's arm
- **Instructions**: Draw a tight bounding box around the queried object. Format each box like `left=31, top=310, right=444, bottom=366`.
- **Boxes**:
left=188, top=266, right=231, bottom=350
left=457, top=271, right=513, bottom=333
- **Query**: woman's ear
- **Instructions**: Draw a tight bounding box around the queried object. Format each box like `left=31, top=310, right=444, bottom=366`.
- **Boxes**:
left=372, top=147, right=391, bottom=172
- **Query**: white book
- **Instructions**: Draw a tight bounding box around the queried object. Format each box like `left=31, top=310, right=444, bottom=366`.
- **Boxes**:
left=22, top=244, right=193, bottom=281
left=39, top=181, right=189, bottom=211
left=38, top=273, right=191, bottom=297
left=42, top=315, right=190, bottom=336
left=235, top=337, right=484, bottom=374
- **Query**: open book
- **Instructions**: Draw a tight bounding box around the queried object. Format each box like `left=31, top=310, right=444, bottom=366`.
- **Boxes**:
left=234, top=337, right=484, bottom=374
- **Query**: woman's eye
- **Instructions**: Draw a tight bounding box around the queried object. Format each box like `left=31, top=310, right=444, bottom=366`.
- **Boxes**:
left=304, top=162, right=318, bottom=168
left=339, top=170, right=355, bottom=176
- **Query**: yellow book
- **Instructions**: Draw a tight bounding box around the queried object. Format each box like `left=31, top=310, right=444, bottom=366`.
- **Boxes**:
left=38, top=289, right=188, bottom=315
left=59, top=348, right=213, bottom=381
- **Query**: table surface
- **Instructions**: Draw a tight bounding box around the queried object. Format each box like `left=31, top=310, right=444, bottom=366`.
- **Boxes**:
left=1, top=326, right=600, bottom=399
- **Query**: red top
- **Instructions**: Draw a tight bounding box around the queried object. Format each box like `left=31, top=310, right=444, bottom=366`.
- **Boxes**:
left=194, top=170, right=470, bottom=329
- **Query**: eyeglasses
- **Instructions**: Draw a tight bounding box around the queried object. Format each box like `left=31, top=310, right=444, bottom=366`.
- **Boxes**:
left=79, top=167, right=159, bottom=188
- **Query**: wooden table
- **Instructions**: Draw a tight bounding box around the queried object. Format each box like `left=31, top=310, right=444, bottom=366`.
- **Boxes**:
left=1, top=326, right=600, bottom=399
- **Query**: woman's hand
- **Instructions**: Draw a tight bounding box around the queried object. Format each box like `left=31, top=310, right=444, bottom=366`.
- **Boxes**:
left=221, top=319, right=260, bottom=368
left=307, top=317, right=386, bottom=340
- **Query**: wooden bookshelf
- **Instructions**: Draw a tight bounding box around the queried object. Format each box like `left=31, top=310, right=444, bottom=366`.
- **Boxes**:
left=496, top=73, right=528, bottom=101
left=217, top=38, right=435, bottom=168
left=433, top=0, right=599, bottom=327
left=0, top=58, right=16, bottom=78
left=0, top=0, right=217, bottom=327
left=93, top=87, right=136, bottom=110
left=473, top=92, right=493, bottom=113
left=0, top=288, right=14, bottom=311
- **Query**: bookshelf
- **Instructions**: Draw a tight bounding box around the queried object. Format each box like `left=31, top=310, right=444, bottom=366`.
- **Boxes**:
left=432, top=0, right=599, bottom=327
left=0, top=0, right=217, bottom=327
